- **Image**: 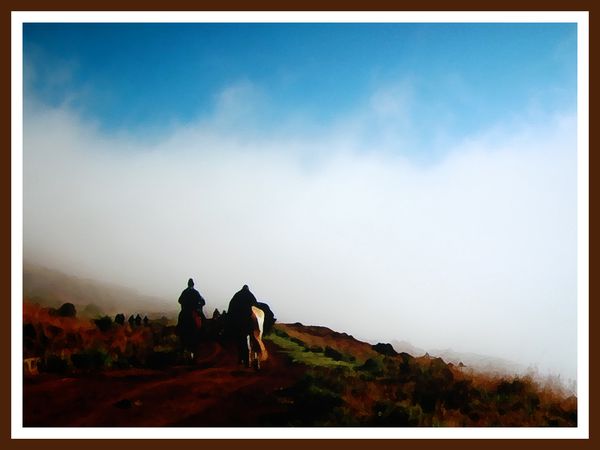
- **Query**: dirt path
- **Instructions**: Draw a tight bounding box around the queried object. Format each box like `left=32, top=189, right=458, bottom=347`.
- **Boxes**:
left=23, top=340, right=304, bottom=427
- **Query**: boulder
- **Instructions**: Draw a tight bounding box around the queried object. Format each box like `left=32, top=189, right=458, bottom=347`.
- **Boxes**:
left=372, top=342, right=398, bottom=357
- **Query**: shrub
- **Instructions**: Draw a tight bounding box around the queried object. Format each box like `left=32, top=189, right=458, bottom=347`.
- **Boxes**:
left=282, top=374, right=345, bottom=425
left=56, top=303, right=76, bottom=317
left=445, top=379, right=474, bottom=411
left=496, top=379, right=526, bottom=397
left=71, top=349, right=111, bottom=371
left=272, top=327, right=289, bottom=338
left=290, top=336, right=306, bottom=347
left=372, top=400, right=413, bottom=426
left=114, top=313, right=126, bottom=325
left=43, top=354, right=69, bottom=374
left=23, top=323, right=36, bottom=339
left=94, top=316, right=113, bottom=332
left=359, top=358, right=384, bottom=376
left=324, top=346, right=343, bottom=361
left=23, top=324, right=39, bottom=357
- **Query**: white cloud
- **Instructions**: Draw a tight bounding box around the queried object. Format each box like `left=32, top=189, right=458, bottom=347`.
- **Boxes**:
left=22, top=87, right=577, bottom=382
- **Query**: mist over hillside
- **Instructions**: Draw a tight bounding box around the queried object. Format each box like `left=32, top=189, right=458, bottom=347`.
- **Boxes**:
left=391, top=339, right=525, bottom=374
left=23, top=263, right=178, bottom=319
left=22, top=262, right=577, bottom=394
left=391, top=339, right=577, bottom=396
left=389, top=341, right=576, bottom=396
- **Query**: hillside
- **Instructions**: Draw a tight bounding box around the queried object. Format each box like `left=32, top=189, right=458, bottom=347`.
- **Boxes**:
left=23, top=263, right=177, bottom=319
left=22, top=302, right=577, bottom=427
left=391, top=340, right=529, bottom=378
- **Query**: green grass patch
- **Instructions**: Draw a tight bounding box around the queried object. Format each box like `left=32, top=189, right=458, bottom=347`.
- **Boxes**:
left=265, top=333, right=357, bottom=369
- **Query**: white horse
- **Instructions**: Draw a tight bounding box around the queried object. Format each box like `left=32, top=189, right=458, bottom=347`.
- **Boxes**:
left=247, top=306, right=268, bottom=369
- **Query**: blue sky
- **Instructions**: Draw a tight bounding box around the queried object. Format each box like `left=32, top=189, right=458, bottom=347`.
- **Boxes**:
left=23, top=22, right=579, bottom=381
left=24, top=23, right=576, bottom=158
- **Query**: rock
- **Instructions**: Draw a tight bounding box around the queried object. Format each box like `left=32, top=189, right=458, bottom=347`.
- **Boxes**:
left=372, top=342, right=398, bottom=357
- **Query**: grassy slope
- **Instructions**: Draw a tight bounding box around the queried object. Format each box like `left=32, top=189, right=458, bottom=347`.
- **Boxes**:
left=23, top=302, right=577, bottom=427
left=266, top=333, right=355, bottom=369
left=265, top=323, right=577, bottom=427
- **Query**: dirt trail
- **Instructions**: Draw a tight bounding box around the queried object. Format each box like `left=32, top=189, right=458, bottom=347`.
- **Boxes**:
left=23, top=340, right=304, bottom=427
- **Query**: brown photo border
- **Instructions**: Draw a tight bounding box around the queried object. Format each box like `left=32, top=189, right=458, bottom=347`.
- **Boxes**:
left=2, top=1, right=594, bottom=448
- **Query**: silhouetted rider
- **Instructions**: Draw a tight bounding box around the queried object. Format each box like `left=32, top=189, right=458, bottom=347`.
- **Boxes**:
left=228, top=285, right=257, bottom=319
left=178, top=278, right=206, bottom=320
left=226, top=284, right=258, bottom=364
left=176, top=278, right=206, bottom=351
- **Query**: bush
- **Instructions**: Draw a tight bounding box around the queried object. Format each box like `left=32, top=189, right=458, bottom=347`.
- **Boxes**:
left=372, top=400, right=415, bottom=426
left=43, top=355, right=69, bottom=374
left=93, top=316, right=113, bottom=332
left=114, top=313, right=126, bottom=325
left=445, top=379, right=474, bottom=411
left=282, top=374, right=345, bottom=425
left=359, top=358, right=384, bottom=376
left=324, top=346, right=343, bottom=361
left=71, top=349, right=110, bottom=371
left=56, top=303, right=76, bottom=317
left=23, top=324, right=39, bottom=357
left=272, top=328, right=289, bottom=338
left=290, top=336, right=306, bottom=347
left=407, top=358, right=456, bottom=413
left=496, top=379, right=526, bottom=397
left=23, top=323, right=36, bottom=339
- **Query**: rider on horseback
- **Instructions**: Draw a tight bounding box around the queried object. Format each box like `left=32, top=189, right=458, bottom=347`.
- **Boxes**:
left=226, top=284, right=259, bottom=366
left=179, top=278, right=206, bottom=319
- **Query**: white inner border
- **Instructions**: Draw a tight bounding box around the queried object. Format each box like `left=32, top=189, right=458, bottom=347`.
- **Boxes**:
left=11, top=10, right=590, bottom=440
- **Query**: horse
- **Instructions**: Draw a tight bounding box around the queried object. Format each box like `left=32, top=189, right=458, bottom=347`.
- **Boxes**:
left=247, top=306, right=268, bottom=370
left=176, top=308, right=203, bottom=361
left=225, top=305, right=268, bottom=369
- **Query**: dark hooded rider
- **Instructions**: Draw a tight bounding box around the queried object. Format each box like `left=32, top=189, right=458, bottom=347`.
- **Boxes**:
left=226, top=284, right=258, bottom=364
left=176, top=278, right=206, bottom=348
left=178, top=278, right=206, bottom=319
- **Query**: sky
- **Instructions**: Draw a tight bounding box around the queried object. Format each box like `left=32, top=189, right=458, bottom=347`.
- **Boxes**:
left=22, top=22, right=578, bottom=381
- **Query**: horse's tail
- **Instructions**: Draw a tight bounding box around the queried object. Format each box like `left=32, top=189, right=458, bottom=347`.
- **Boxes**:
left=257, top=335, right=268, bottom=361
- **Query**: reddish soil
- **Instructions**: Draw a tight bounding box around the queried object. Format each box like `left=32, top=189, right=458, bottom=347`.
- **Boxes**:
left=23, top=340, right=305, bottom=427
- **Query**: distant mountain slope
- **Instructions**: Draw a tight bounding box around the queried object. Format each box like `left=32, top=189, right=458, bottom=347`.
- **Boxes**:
left=428, top=347, right=528, bottom=376
left=391, top=339, right=427, bottom=357
left=23, top=263, right=177, bottom=318
left=391, top=339, right=527, bottom=377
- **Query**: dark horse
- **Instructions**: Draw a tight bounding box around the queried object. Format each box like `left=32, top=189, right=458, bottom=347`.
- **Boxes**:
left=176, top=278, right=206, bottom=361
left=177, top=308, right=202, bottom=354
left=225, top=285, right=274, bottom=369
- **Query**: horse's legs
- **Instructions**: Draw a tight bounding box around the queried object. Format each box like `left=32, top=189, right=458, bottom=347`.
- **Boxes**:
left=246, top=335, right=254, bottom=368
left=238, top=335, right=249, bottom=366
left=248, top=333, right=262, bottom=370
left=254, top=348, right=260, bottom=370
